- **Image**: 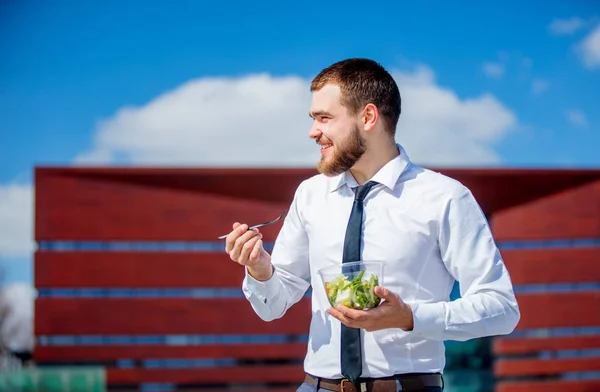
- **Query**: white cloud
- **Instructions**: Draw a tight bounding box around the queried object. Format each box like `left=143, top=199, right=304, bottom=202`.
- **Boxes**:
left=548, top=17, right=588, bottom=35
left=565, top=109, right=588, bottom=128
left=482, top=62, right=505, bottom=79
left=576, top=24, right=600, bottom=69
left=531, top=79, right=549, bottom=95
left=0, top=283, right=36, bottom=353
left=393, top=66, right=516, bottom=166
left=77, top=74, right=316, bottom=166
left=0, top=184, right=34, bottom=258
left=76, top=64, right=517, bottom=168
left=548, top=17, right=600, bottom=70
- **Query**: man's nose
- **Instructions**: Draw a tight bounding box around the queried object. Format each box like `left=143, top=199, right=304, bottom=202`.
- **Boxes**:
left=309, top=124, right=322, bottom=139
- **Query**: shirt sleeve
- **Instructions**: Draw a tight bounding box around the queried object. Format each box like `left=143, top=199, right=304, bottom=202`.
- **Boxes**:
left=410, top=183, right=521, bottom=341
left=241, top=181, right=311, bottom=322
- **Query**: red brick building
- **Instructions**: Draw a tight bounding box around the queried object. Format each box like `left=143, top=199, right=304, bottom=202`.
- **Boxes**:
left=33, top=167, right=600, bottom=392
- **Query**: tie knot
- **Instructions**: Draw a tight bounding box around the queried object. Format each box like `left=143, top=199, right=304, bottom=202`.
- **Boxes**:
left=354, top=181, right=377, bottom=202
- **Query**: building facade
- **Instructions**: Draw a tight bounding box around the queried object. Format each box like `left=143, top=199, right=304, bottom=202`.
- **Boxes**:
left=33, top=167, right=600, bottom=392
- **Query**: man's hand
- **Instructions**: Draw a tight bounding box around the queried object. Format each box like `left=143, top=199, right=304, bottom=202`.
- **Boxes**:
left=225, top=222, right=273, bottom=281
left=326, top=286, right=414, bottom=332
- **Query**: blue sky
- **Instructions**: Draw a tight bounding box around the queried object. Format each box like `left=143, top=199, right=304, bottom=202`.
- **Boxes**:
left=1, top=0, right=599, bottom=284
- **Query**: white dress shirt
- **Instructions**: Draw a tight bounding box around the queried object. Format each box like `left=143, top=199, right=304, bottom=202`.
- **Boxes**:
left=242, top=144, right=520, bottom=378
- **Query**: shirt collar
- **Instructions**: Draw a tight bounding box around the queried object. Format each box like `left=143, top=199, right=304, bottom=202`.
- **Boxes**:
left=327, top=143, right=412, bottom=193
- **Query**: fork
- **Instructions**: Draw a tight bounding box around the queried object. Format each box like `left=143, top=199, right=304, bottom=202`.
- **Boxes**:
left=217, top=210, right=287, bottom=239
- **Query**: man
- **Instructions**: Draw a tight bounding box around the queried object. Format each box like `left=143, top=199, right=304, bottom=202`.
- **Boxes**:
left=225, top=58, right=520, bottom=392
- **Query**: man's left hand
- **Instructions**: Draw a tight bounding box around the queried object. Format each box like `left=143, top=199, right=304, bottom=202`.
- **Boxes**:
left=326, top=286, right=414, bottom=332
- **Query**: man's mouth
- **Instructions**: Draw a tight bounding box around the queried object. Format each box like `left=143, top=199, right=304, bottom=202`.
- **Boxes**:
left=320, top=143, right=333, bottom=154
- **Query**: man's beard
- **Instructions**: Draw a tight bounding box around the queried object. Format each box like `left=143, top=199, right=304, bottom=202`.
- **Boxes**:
left=317, top=124, right=367, bottom=177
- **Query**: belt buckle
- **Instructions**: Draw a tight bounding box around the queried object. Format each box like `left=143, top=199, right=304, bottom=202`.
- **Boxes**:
left=340, top=379, right=352, bottom=392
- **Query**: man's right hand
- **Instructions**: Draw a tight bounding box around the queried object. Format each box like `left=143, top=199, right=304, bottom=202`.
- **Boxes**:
left=225, top=222, right=273, bottom=281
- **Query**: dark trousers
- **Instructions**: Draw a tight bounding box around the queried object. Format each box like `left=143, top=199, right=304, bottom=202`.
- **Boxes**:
left=296, top=381, right=443, bottom=392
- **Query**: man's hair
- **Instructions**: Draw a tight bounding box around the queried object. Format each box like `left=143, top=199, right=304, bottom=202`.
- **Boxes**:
left=310, top=58, right=401, bottom=137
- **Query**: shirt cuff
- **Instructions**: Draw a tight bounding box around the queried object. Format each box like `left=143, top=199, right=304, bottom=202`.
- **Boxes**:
left=242, top=266, right=279, bottom=303
left=410, top=301, right=447, bottom=340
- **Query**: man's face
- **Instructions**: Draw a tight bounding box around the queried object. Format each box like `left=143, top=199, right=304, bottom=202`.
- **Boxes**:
left=309, top=84, right=366, bottom=176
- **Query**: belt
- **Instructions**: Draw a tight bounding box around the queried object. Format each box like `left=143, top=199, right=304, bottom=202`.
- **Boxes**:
left=305, top=373, right=443, bottom=392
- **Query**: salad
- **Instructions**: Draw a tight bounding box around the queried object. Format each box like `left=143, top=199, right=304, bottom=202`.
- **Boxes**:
left=325, top=270, right=381, bottom=309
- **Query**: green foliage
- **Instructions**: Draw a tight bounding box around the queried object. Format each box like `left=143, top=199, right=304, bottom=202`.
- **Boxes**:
left=0, top=367, right=105, bottom=392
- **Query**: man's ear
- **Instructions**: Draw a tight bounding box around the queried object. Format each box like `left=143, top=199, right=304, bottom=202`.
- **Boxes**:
left=362, top=103, right=378, bottom=132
